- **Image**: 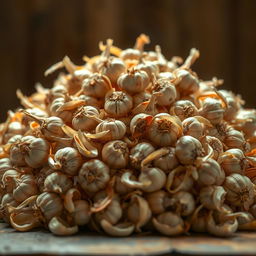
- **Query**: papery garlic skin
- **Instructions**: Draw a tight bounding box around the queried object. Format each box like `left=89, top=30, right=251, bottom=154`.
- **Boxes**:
left=133, top=91, right=151, bottom=107
left=49, top=217, right=78, bottom=236
left=171, top=191, right=195, bottom=216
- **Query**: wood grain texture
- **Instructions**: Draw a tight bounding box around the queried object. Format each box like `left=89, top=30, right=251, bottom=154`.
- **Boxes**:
left=0, top=0, right=256, bottom=120
left=1, top=223, right=256, bottom=255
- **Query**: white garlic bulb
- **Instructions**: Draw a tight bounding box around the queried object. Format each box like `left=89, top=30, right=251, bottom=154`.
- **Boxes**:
left=78, top=159, right=110, bottom=193
left=175, top=135, right=204, bottom=165
left=102, top=140, right=129, bottom=169
left=148, top=113, right=182, bottom=147
left=95, top=119, right=127, bottom=141
left=48, top=147, right=83, bottom=176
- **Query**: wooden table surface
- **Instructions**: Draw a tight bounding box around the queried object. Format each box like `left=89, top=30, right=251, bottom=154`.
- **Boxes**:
left=1, top=223, right=256, bottom=255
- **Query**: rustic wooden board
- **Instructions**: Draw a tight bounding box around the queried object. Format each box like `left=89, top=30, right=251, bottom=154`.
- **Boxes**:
left=0, top=223, right=256, bottom=255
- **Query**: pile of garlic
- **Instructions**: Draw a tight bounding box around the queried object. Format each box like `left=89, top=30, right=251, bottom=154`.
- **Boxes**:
left=1, top=34, right=256, bottom=236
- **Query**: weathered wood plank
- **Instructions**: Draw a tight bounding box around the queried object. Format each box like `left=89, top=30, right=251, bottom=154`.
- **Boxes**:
left=1, top=223, right=256, bottom=255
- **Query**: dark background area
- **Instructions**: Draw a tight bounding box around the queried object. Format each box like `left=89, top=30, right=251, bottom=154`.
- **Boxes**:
left=0, top=0, right=256, bottom=121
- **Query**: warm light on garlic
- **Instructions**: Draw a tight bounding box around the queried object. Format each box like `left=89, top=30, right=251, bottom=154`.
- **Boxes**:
left=1, top=34, right=256, bottom=237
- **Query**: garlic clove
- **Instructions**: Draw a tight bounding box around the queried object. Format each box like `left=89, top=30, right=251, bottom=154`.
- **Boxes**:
left=48, top=217, right=78, bottom=236
left=100, top=219, right=135, bottom=237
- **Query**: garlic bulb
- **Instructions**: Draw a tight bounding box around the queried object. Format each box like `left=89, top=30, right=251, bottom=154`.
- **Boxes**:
left=130, top=113, right=153, bottom=138
left=207, top=211, right=238, bottom=237
left=166, top=166, right=194, bottom=193
left=171, top=100, right=198, bottom=121
left=173, top=48, right=200, bottom=96
left=129, top=142, right=155, bottom=169
left=102, top=140, right=129, bottom=169
left=36, top=192, right=63, bottom=221
left=72, top=106, right=99, bottom=131
left=127, top=194, right=152, bottom=231
left=117, top=69, right=150, bottom=95
left=139, top=167, right=166, bottom=192
left=146, top=190, right=171, bottom=215
left=71, top=200, right=91, bottom=226
left=201, top=136, right=223, bottom=160
left=44, top=172, right=73, bottom=194
left=49, top=217, right=78, bottom=236
left=182, top=116, right=211, bottom=139
left=21, top=111, right=65, bottom=141
left=10, top=136, right=50, bottom=168
left=148, top=113, right=182, bottom=146
left=171, top=191, right=195, bottom=216
left=151, top=78, right=177, bottom=106
left=95, top=119, right=126, bottom=141
left=153, top=147, right=179, bottom=173
left=219, top=90, right=241, bottom=122
left=223, top=128, right=250, bottom=152
left=197, top=158, right=225, bottom=186
left=199, top=97, right=225, bottom=125
left=104, top=90, right=133, bottom=117
left=175, top=135, right=204, bottom=165
left=136, top=61, right=159, bottom=81
left=223, top=174, right=254, bottom=210
left=78, top=159, right=110, bottom=193
left=94, top=195, right=122, bottom=225
left=100, top=220, right=135, bottom=237
left=153, top=212, right=185, bottom=236
left=13, top=174, right=38, bottom=202
left=48, top=147, right=83, bottom=176
left=132, top=91, right=151, bottom=107
left=120, top=34, right=149, bottom=61
left=97, top=39, right=126, bottom=84
left=234, top=109, right=256, bottom=138
left=218, top=149, right=248, bottom=175
left=199, top=186, right=226, bottom=211
left=81, top=73, right=112, bottom=98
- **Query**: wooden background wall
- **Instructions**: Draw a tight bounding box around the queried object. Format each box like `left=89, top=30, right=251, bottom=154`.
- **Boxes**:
left=1, top=0, right=256, bottom=121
